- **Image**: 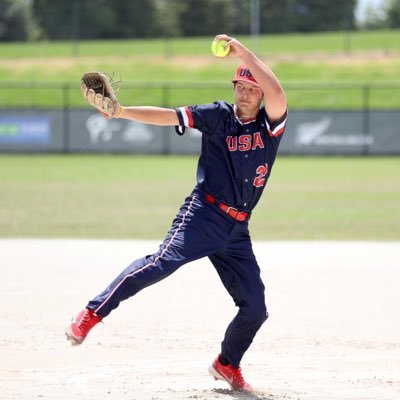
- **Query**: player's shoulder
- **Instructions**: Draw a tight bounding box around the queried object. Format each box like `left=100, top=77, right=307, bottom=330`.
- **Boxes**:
left=217, top=100, right=235, bottom=114
left=191, top=101, right=235, bottom=122
left=199, top=100, right=233, bottom=113
left=211, top=100, right=235, bottom=119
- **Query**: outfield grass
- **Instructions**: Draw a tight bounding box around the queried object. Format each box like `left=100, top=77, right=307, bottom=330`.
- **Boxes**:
left=0, top=30, right=399, bottom=109
left=0, top=155, right=398, bottom=241
left=1, top=30, right=399, bottom=58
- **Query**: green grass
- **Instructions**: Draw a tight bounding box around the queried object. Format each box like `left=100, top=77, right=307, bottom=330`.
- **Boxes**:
left=0, top=155, right=399, bottom=241
left=0, top=30, right=399, bottom=58
left=0, top=30, right=399, bottom=109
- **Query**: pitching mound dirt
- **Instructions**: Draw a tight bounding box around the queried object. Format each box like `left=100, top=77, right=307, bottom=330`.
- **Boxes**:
left=0, top=240, right=399, bottom=400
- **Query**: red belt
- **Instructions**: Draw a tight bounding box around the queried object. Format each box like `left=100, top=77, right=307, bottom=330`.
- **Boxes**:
left=205, top=193, right=250, bottom=222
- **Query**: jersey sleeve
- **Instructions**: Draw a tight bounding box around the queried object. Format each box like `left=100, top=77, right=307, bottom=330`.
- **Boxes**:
left=263, top=108, right=288, bottom=138
left=174, top=102, right=226, bottom=135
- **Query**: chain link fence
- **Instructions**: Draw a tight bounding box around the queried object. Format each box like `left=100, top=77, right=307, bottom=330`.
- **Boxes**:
left=0, top=82, right=399, bottom=155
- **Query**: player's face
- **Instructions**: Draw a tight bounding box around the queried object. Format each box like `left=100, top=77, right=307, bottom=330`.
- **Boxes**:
left=234, top=81, right=263, bottom=117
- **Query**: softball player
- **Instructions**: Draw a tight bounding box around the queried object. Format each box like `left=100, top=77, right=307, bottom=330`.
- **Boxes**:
left=66, top=34, right=288, bottom=392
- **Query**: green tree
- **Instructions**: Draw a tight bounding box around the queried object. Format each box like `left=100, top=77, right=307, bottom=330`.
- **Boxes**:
left=231, top=0, right=251, bottom=34
left=0, top=0, right=39, bottom=41
left=154, top=0, right=183, bottom=37
left=33, top=0, right=158, bottom=40
left=260, top=0, right=292, bottom=33
left=33, top=0, right=118, bottom=40
left=258, top=0, right=356, bottom=33
left=358, top=3, right=389, bottom=29
left=178, top=0, right=234, bottom=36
left=387, top=0, right=400, bottom=27
left=111, top=0, right=159, bottom=38
left=286, top=0, right=356, bottom=33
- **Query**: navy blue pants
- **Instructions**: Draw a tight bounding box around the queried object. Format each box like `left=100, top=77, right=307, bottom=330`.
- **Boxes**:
left=87, top=189, right=268, bottom=368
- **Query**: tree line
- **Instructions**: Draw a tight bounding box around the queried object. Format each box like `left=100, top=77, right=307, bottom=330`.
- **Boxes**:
left=1, top=0, right=400, bottom=42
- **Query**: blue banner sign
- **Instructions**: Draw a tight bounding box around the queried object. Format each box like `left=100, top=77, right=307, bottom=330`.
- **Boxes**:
left=0, top=116, right=50, bottom=144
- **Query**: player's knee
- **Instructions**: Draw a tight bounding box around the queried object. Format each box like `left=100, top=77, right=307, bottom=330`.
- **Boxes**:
left=244, top=304, right=268, bottom=326
left=257, top=308, right=269, bottom=325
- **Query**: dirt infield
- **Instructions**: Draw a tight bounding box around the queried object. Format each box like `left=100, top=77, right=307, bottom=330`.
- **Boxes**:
left=0, top=240, right=399, bottom=400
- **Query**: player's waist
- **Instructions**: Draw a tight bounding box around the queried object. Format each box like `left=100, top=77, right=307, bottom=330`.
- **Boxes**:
left=202, top=192, right=251, bottom=222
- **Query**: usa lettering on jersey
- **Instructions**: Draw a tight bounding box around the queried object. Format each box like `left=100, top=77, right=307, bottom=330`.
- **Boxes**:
left=226, top=132, right=264, bottom=152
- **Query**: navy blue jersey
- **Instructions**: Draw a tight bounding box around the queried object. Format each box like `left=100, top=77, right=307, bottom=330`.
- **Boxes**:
left=175, top=101, right=287, bottom=212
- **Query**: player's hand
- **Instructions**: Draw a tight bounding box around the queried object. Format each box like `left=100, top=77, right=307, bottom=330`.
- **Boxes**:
left=213, top=34, right=248, bottom=58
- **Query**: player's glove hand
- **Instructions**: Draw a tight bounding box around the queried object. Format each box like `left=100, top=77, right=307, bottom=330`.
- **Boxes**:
left=80, top=72, right=120, bottom=119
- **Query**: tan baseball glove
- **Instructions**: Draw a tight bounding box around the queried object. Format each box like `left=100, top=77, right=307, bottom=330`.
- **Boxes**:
left=80, top=72, right=119, bottom=118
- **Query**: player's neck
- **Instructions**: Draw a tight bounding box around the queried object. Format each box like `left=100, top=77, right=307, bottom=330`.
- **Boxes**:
left=235, top=109, right=258, bottom=121
left=235, top=104, right=259, bottom=121
left=237, top=112, right=257, bottom=120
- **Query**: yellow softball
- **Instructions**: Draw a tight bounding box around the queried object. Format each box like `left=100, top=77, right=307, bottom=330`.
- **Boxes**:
left=211, top=40, right=230, bottom=57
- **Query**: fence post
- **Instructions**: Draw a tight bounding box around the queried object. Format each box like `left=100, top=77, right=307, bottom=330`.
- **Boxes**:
left=251, top=0, right=260, bottom=55
left=62, top=84, right=70, bottom=153
left=161, top=84, right=171, bottom=155
left=362, top=84, right=370, bottom=155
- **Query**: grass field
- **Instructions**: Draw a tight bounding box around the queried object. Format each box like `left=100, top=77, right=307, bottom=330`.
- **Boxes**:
left=0, top=154, right=399, bottom=241
left=1, top=30, right=399, bottom=58
left=0, top=30, right=399, bottom=109
left=0, top=32, right=399, bottom=241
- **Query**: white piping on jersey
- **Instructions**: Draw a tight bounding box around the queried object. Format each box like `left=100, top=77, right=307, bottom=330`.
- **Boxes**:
left=180, top=104, right=286, bottom=134
left=179, top=106, right=190, bottom=127
left=235, top=116, right=257, bottom=125
left=265, top=114, right=287, bottom=137
left=94, top=195, right=197, bottom=315
left=234, top=104, right=257, bottom=125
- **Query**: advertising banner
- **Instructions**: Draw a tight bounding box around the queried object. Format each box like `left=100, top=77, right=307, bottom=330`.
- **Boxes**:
left=1, top=109, right=399, bottom=155
left=0, top=110, right=64, bottom=152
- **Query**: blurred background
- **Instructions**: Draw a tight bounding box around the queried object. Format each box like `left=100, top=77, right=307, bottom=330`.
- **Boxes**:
left=0, top=0, right=399, bottom=240
left=0, top=0, right=399, bottom=154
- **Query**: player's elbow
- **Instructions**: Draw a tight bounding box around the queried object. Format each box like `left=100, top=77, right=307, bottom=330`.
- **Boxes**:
left=265, top=92, right=288, bottom=123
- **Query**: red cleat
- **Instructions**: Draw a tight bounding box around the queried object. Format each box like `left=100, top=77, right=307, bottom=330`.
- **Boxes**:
left=208, top=355, right=254, bottom=392
left=65, top=308, right=102, bottom=346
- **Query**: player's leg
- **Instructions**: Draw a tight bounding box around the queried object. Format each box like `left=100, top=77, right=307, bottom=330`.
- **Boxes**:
left=66, top=193, right=232, bottom=345
left=208, top=224, right=267, bottom=390
left=209, top=250, right=267, bottom=364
